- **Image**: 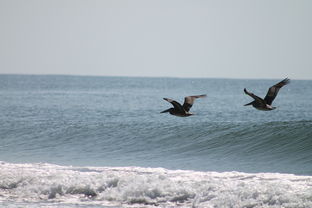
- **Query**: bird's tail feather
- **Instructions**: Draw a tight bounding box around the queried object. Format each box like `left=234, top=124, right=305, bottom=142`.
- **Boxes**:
left=244, top=101, right=253, bottom=106
left=160, top=108, right=171, bottom=113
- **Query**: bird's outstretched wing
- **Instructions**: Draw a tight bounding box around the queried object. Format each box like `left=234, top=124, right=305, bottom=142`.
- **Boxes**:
left=163, top=98, right=185, bottom=112
left=244, top=88, right=265, bottom=104
left=182, top=94, right=207, bottom=112
left=264, top=78, right=290, bottom=105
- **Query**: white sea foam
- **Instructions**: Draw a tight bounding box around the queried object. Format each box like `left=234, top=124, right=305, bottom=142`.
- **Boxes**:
left=0, top=161, right=312, bottom=208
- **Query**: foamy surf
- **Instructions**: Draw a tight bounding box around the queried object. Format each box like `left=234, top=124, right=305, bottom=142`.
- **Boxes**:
left=0, top=162, right=311, bottom=208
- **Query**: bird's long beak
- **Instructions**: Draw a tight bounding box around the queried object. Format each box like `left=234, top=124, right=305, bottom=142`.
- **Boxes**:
left=244, top=101, right=253, bottom=106
left=160, top=108, right=170, bottom=113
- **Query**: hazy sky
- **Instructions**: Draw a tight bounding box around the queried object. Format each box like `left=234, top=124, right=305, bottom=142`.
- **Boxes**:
left=0, top=0, right=311, bottom=79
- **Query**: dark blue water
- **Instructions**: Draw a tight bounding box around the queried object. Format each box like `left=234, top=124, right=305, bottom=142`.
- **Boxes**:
left=0, top=74, right=311, bottom=175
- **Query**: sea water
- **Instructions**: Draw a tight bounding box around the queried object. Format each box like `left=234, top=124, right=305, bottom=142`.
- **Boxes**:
left=0, top=74, right=311, bottom=207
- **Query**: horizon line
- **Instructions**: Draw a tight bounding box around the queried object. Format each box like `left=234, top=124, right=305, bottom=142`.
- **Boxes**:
left=0, top=72, right=310, bottom=81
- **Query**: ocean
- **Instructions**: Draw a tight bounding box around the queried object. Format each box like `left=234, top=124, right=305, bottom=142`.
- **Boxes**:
left=0, top=74, right=311, bottom=208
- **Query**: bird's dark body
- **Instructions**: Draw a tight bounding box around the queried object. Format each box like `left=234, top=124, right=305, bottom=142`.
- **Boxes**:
left=167, top=108, right=193, bottom=117
left=246, top=101, right=276, bottom=111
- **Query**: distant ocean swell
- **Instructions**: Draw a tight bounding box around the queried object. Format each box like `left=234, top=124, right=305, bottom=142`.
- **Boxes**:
left=83, top=120, right=312, bottom=163
left=1, top=162, right=312, bottom=208
left=142, top=120, right=312, bottom=173
left=1, top=120, right=311, bottom=174
left=169, top=120, right=312, bottom=159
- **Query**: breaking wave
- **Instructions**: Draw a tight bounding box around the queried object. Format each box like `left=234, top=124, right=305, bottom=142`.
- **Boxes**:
left=1, top=162, right=312, bottom=208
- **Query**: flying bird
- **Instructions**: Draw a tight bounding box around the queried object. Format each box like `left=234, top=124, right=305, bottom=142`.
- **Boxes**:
left=161, top=95, right=207, bottom=117
left=244, top=78, right=290, bottom=111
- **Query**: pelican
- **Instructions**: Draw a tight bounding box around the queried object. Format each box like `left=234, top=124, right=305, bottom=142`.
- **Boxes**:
left=161, top=95, right=207, bottom=117
left=244, top=78, right=290, bottom=111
